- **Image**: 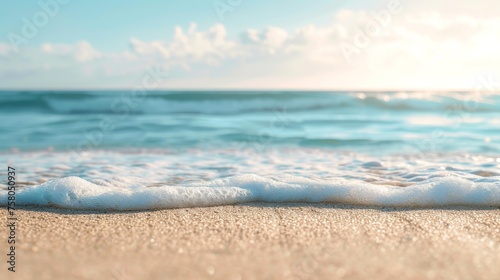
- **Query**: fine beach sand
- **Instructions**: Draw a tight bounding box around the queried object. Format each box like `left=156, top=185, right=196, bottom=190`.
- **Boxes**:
left=1, top=204, right=499, bottom=280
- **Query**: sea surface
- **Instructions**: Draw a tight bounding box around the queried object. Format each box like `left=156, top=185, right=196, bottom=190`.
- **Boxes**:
left=1, top=90, right=499, bottom=209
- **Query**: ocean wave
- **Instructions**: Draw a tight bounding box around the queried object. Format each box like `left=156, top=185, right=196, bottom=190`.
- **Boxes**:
left=1, top=174, right=499, bottom=210
left=1, top=149, right=499, bottom=210
left=1, top=90, right=499, bottom=115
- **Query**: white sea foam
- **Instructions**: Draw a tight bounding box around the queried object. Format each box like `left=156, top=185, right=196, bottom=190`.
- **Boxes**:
left=1, top=149, right=499, bottom=210
left=1, top=174, right=499, bottom=210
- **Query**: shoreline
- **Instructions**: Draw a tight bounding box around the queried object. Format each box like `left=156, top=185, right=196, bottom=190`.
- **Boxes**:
left=1, top=203, right=499, bottom=279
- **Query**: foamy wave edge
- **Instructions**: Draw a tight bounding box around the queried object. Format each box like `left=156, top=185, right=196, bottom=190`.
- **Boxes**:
left=2, top=175, right=500, bottom=210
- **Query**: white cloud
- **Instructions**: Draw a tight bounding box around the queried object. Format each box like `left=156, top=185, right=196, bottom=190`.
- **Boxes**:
left=41, top=41, right=101, bottom=62
left=74, top=41, right=101, bottom=62
left=243, top=27, right=289, bottom=54
left=129, top=23, right=238, bottom=68
left=129, top=38, right=170, bottom=59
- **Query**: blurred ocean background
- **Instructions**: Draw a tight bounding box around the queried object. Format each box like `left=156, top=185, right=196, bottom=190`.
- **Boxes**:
left=1, top=90, right=498, bottom=154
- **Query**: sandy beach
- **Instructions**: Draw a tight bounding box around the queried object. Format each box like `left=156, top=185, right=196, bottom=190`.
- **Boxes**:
left=1, top=204, right=499, bottom=280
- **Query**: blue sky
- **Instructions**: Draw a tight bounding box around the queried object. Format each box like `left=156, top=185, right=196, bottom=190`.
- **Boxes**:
left=1, top=0, right=499, bottom=90
left=1, top=0, right=362, bottom=50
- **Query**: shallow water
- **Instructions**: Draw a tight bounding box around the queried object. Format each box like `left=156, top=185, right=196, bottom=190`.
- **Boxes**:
left=1, top=91, right=499, bottom=209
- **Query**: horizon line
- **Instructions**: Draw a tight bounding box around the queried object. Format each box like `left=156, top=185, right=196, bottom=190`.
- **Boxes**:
left=0, top=88, right=492, bottom=93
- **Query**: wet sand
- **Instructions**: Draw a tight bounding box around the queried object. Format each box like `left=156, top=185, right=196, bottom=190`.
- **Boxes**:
left=1, top=204, right=499, bottom=280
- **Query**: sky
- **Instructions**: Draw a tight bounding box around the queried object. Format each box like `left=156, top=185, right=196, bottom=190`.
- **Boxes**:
left=0, top=0, right=499, bottom=90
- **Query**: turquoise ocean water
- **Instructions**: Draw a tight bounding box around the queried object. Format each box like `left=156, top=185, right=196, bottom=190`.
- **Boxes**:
left=1, top=90, right=499, bottom=209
